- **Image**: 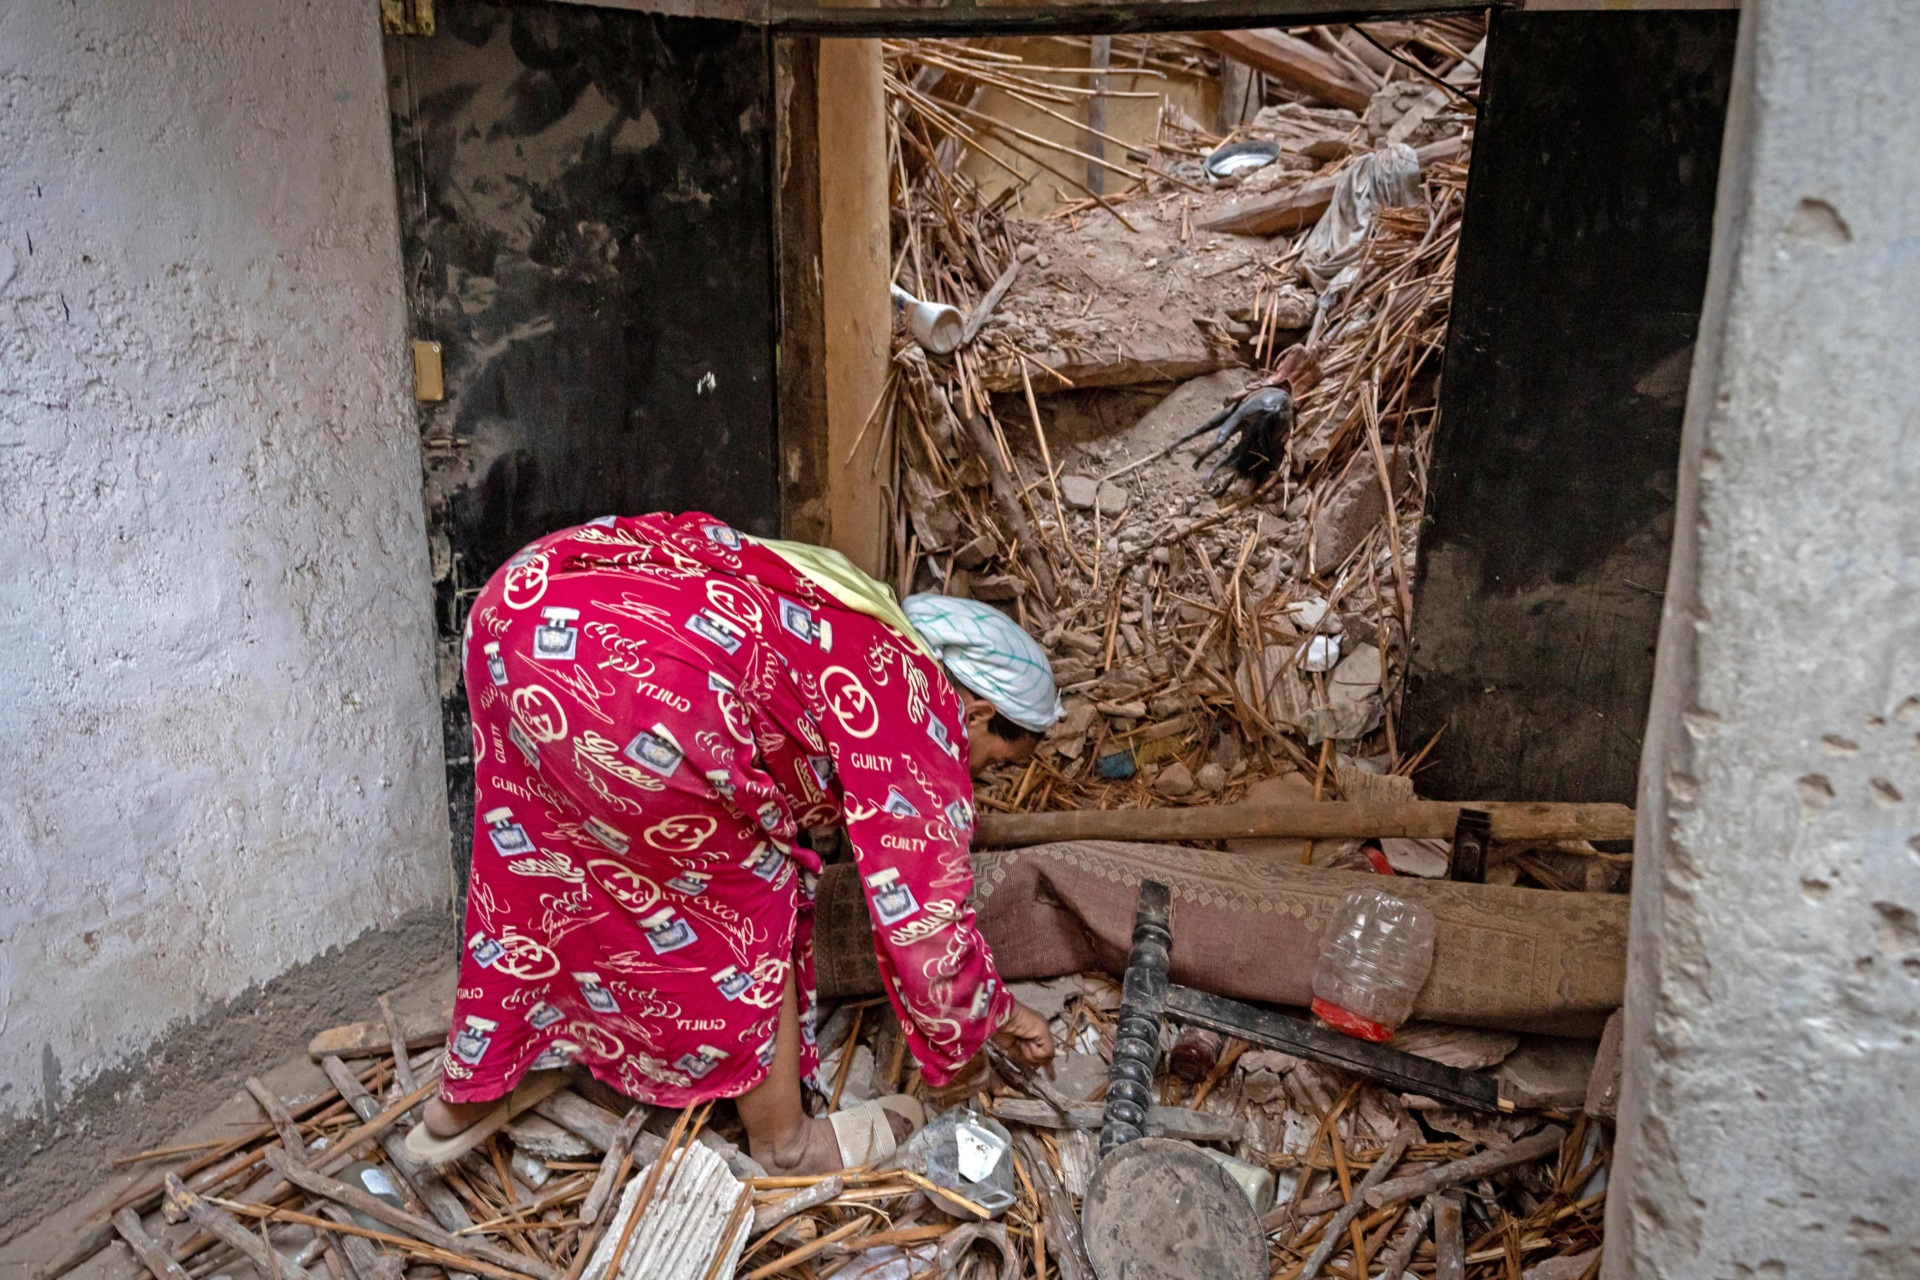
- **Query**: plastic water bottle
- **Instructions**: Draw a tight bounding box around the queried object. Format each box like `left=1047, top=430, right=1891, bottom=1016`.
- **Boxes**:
left=1311, top=888, right=1435, bottom=1042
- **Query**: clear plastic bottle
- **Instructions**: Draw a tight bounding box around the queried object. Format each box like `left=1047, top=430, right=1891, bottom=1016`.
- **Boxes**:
left=1311, top=887, right=1436, bottom=1042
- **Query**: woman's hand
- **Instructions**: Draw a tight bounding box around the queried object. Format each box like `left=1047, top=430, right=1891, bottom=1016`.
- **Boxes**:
left=991, top=999, right=1056, bottom=1071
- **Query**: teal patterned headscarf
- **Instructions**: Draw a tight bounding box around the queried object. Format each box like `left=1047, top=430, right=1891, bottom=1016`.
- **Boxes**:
left=903, top=594, right=1064, bottom=733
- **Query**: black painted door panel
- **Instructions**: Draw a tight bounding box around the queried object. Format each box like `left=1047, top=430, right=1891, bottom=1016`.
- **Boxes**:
left=385, top=1, right=778, bottom=876
left=1401, top=10, right=1737, bottom=805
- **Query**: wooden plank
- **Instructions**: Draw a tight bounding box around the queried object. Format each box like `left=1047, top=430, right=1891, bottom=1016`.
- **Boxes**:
left=530, top=1090, right=628, bottom=1153
left=555, top=0, right=1496, bottom=36
left=1201, top=171, right=1339, bottom=238
left=1199, top=134, right=1466, bottom=237
left=111, top=1211, right=190, bottom=1280
left=818, top=37, right=892, bottom=578
left=990, top=1099, right=1239, bottom=1143
left=262, top=1150, right=561, bottom=1280
left=972, top=798, right=1634, bottom=847
left=775, top=36, right=832, bottom=546
left=1194, top=29, right=1372, bottom=113
left=307, top=1009, right=447, bottom=1061
left=978, top=341, right=1242, bottom=392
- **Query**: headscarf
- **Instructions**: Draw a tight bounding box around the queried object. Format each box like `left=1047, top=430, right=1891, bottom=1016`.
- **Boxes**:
left=903, top=594, right=1064, bottom=733
left=744, top=534, right=933, bottom=659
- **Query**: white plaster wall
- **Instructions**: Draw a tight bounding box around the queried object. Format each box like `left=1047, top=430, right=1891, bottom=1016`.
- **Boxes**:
left=0, top=0, right=450, bottom=1121
left=1612, top=0, right=1920, bottom=1274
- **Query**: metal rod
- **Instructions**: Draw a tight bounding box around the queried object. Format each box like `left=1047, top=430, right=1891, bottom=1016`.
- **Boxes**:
left=1448, top=807, right=1492, bottom=883
left=1163, top=985, right=1502, bottom=1111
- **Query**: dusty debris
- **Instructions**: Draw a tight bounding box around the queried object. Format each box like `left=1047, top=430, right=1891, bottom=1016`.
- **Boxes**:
left=1497, top=1038, right=1601, bottom=1112
left=1389, top=1023, right=1521, bottom=1072
left=50, top=952, right=1609, bottom=1280
left=880, top=27, right=1499, bottom=837
left=40, top=22, right=1622, bottom=1280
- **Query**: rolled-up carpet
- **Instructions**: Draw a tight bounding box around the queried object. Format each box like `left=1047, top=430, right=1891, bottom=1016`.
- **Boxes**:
left=815, top=840, right=1625, bottom=1038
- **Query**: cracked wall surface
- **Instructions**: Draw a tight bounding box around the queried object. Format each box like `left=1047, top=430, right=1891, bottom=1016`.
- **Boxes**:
left=1611, top=0, right=1920, bottom=1275
left=0, top=0, right=450, bottom=1179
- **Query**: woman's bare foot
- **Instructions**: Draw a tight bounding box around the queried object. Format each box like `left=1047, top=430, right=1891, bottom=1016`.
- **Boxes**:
left=747, top=1110, right=915, bottom=1177
left=735, top=976, right=913, bottom=1176
left=749, top=1114, right=842, bottom=1177
left=423, top=1096, right=496, bottom=1138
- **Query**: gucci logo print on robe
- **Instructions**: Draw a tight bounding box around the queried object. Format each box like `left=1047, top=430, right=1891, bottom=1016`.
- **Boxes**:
left=444, top=512, right=1012, bottom=1108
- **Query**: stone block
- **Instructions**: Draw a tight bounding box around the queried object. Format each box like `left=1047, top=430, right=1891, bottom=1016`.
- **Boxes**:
left=1498, top=1035, right=1599, bottom=1110
left=1309, top=448, right=1410, bottom=570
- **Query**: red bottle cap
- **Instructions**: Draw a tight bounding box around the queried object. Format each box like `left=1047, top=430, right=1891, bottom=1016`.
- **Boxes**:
left=1311, top=998, right=1395, bottom=1042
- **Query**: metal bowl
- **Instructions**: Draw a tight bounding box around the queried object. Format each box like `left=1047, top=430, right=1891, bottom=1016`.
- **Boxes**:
left=1205, top=139, right=1283, bottom=180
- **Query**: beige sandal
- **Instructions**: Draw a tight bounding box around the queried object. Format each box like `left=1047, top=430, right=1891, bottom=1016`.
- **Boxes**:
left=403, top=1070, right=567, bottom=1166
left=828, top=1094, right=926, bottom=1167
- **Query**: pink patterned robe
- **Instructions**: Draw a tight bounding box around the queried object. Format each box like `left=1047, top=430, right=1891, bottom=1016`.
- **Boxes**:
left=441, top=513, right=1012, bottom=1107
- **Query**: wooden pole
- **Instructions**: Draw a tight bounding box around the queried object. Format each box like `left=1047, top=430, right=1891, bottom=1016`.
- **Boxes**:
left=1296, top=1123, right=1415, bottom=1280
left=817, top=37, right=892, bottom=578
left=1365, top=1127, right=1569, bottom=1209
left=1432, top=1192, right=1465, bottom=1280
left=1215, top=55, right=1262, bottom=135
left=112, top=1210, right=192, bottom=1280
left=972, top=799, right=1635, bottom=847
left=260, top=1149, right=559, bottom=1280
left=1086, top=35, right=1111, bottom=196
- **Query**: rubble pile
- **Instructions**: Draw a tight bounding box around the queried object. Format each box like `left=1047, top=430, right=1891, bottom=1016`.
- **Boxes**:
left=56, top=982, right=1612, bottom=1280
left=879, top=25, right=1483, bottom=824
left=789, top=974, right=1613, bottom=1280
left=36, top=22, right=1624, bottom=1280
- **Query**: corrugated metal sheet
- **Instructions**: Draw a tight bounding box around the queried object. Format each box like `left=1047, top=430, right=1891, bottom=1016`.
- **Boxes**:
left=583, top=1140, right=752, bottom=1280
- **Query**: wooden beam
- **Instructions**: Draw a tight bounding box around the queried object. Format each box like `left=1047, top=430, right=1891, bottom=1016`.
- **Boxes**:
left=1194, top=29, right=1373, bottom=113
left=817, top=38, right=891, bottom=577
left=1164, top=987, right=1500, bottom=1111
left=775, top=37, right=832, bottom=546
left=112, top=1210, right=191, bottom=1280
left=972, top=799, right=1635, bottom=847
left=262, top=1151, right=560, bottom=1280
left=306, top=1008, right=448, bottom=1061
left=1363, top=1128, right=1570, bottom=1208
left=1217, top=54, right=1258, bottom=133
left=1199, top=133, right=1466, bottom=237
left=553, top=0, right=1499, bottom=37
left=978, top=341, right=1244, bottom=392
left=1201, top=171, right=1341, bottom=237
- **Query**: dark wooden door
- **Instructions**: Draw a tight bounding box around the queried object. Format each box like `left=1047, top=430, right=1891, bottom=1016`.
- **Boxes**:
left=385, top=0, right=779, bottom=878
left=1400, top=9, right=1738, bottom=806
